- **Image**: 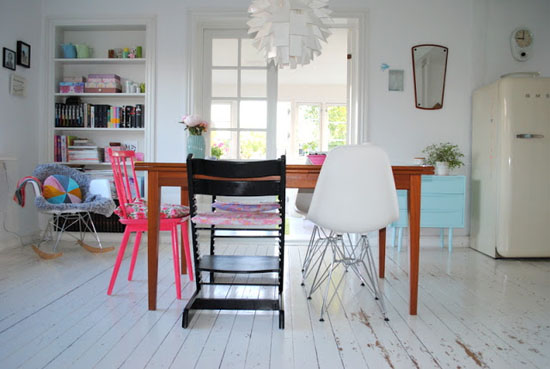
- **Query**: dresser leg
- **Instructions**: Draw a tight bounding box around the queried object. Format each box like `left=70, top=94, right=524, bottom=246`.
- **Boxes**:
left=397, top=228, right=403, bottom=252
left=448, top=228, right=453, bottom=252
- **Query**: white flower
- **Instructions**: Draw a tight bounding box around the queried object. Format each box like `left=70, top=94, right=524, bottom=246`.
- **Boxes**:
left=181, top=114, right=204, bottom=127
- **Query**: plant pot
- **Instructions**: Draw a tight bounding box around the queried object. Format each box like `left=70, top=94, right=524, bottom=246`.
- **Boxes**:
left=435, top=161, right=449, bottom=176
left=187, top=134, right=205, bottom=159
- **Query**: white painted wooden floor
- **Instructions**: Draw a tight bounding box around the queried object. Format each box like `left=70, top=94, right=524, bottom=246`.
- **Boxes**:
left=0, top=237, right=549, bottom=369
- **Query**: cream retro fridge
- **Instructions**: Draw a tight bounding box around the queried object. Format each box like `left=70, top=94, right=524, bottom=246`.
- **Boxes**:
left=471, top=76, right=550, bottom=258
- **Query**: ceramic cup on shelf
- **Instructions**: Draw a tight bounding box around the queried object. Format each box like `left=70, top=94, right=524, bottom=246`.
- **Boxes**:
left=61, top=43, right=76, bottom=58
left=75, top=44, right=93, bottom=58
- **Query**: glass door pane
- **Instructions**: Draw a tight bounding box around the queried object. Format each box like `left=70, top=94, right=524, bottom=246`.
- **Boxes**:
left=211, top=130, right=237, bottom=159
left=239, top=131, right=266, bottom=159
left=297, top=104, right=321, bottom=156
left=206, top=31, right=276, bottom=159
left=326, top=105, right=347, bottom=150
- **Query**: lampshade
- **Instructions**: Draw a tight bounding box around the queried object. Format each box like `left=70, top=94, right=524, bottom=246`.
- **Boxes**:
left=247, top=0, right=332, bottom=69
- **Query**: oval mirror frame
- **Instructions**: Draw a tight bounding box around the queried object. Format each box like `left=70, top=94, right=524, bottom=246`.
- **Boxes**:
left=411, top=44, right=448, bottom=110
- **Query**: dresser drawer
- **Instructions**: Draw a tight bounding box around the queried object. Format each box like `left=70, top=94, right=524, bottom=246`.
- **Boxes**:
left=421, top=210, right=464, bottom=228
left=391, top=176, right=466, bottom=229
left=422, top=175, right=465, bottom=194
left=421, top=194, right=464, bottom=211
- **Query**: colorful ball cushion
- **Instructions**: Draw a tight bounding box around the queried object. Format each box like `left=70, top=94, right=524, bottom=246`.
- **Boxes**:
left=212, top=202, right=280, bottom=212
left=43, top=175, right=82, bottom=204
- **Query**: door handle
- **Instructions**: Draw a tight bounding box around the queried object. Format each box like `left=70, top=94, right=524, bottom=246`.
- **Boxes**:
left=516, top=134, right=544, bottom=139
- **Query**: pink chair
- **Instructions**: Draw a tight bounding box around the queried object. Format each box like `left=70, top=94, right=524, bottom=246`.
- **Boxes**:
left=106, top=149, right=193, bottom=299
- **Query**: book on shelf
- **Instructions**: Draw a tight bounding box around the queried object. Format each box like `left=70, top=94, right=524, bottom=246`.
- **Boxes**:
left=54, top=136, right=106, bottom=163
left=54, top=102, right=145, bottom=128
left=54, top=135, right=76, bottom=162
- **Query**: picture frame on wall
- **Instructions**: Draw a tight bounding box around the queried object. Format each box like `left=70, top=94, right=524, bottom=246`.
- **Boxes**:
left=3, top=47, right=16, bottom=71
left=17, top=41, right=30, bottom=68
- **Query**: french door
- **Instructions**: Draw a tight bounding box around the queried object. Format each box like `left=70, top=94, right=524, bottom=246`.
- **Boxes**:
left=203, top=30, right=277, bottom=160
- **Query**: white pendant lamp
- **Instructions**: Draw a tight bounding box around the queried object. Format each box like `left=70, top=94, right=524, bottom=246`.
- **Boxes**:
left=247, top=0, right=333, bottom=69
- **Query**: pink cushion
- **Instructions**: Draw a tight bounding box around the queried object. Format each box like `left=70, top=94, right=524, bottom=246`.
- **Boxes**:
left=115, top=200, right=189, bottom=220
left=192, top=212, right=282, bottom=226
left=212, top=201, right=280, bottom=212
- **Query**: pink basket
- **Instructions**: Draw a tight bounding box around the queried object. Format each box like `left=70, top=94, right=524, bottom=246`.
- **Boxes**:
left=307, top=154, right=326, bottom=165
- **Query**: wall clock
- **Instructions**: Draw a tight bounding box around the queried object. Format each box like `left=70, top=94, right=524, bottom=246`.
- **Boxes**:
left=510, top=27, right=533, bottom=61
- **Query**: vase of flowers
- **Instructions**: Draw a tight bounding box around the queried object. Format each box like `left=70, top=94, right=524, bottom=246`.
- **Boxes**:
left=180, top=115, right=209, bottom=159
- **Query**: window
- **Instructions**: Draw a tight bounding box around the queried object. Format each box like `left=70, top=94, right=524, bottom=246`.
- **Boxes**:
left=196, top=19, right=363, bottom=161
left=281, top=102, right=348, bottom=161
left=204, top=31, right=277, bottom=160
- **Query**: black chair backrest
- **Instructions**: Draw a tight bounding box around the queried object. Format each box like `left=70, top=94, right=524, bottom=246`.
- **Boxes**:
left=186, top=154, right=286, bottom=198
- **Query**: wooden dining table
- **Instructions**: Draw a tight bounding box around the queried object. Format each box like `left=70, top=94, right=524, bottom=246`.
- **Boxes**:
left=135, top=162, right=434, bottom=315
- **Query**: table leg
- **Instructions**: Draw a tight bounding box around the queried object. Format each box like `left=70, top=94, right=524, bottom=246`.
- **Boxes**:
left=147, top=172, right=161, bottom=311
left=180, top=187, right=189, bottom=274
left=378, top=227, right=386, bottom=278
left=408, top=174, right=421, bottom=315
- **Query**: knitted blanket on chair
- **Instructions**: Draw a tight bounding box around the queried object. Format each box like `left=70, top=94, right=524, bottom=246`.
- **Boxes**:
left=31, top=164, right=116, bottom=217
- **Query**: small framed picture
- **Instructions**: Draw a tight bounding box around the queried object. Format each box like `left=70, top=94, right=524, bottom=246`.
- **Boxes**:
left=3, top=47, right=16, bottom=71
left=17, top=41, right=31, bottom=68
left=388, top=69, right=404, bottom=91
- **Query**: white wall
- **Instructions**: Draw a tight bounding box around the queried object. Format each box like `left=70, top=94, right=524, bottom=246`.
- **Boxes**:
left=472, top=0, right=550, bottom=88
left=0, top=0, right=43, bottom=249
left=0, top=0, right=545, bottom=247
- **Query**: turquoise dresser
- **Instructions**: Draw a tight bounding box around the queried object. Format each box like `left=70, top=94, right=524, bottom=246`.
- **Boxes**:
left=390, top=175, right=466, bottom=252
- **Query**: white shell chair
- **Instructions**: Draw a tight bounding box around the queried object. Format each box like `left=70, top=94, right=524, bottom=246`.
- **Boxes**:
left=304, top=144, right=399, bottom=321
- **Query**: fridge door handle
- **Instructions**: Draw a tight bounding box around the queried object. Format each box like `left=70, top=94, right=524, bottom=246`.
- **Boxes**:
left=516, top=134, right=544, bottom=139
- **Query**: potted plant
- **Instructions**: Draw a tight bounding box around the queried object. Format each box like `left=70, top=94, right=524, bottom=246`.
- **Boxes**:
left=210, top=142, right=226, bottom=159
left=422, top=142, right=464, bottom=175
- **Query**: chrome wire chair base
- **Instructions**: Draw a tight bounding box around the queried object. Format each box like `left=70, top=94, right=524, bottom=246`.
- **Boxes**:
left=33, top=212, right=113, bottom=259
left=303, top=230, right=389, bottom=322
left=301, top=225, right=329, bottom=285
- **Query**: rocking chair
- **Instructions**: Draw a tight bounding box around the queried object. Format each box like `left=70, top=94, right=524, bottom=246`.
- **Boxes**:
left=15, top=163, right=116, bottom=259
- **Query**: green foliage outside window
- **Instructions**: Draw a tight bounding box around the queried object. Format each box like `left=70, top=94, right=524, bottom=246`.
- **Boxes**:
left=240, top=132, right=266, bottom=159
left=328, top=106, right=347, bottom=150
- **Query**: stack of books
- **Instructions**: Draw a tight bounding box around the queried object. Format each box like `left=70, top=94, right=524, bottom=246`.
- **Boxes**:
left=67, top=138, right=103, bottom=164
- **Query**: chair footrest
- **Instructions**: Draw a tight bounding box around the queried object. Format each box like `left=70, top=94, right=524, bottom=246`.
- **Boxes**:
left=198, top=255, right=279, bottom=273
left=191, top=297, right=280, bottom=311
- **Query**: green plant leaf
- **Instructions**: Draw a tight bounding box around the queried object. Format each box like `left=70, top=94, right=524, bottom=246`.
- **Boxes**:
left=422, top=142, right=464, bottom=169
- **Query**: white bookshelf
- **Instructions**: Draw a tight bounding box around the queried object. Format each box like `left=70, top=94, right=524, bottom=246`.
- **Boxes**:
left=44, top=17, right=156, bottom=167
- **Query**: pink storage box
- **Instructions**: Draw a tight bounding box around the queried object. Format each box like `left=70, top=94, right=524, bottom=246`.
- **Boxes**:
left=307, top=154, right=326, bottom=165
left=87, top=74, right=120, bottom=83
left=63, top=76, right=86, bottom=82
left=85, top=81, right=122, bottom=89
left=59, top=82, right=85, bottom=93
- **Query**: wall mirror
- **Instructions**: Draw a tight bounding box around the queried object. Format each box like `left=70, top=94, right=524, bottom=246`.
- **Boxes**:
left=411, top=44, right=448, bottom=110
